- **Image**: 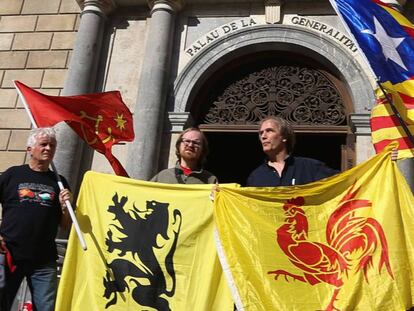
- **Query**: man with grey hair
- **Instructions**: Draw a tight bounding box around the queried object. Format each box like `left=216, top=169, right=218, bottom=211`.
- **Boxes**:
left=0, top=127, right=72, bottom=311
left=247, top=116, right=338, bottom=186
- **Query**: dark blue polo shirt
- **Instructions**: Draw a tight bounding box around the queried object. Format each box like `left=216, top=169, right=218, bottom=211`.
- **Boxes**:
left=246, top=156, right=338, bottom=187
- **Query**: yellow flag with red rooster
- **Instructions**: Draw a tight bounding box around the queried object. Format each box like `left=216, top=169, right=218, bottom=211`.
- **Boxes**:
left=214, top=143, right=414, bottom=311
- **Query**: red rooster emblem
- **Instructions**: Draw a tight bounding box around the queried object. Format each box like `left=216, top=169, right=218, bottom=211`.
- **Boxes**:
left=268, top=185, right=394, bottom=311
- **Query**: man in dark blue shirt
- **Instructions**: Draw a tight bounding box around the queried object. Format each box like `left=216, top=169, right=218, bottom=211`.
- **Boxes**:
left=247, top=117, right=338, bottom=187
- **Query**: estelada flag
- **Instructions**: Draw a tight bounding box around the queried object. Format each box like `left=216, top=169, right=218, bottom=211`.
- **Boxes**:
left=14, top=80, right=134, bottom=176
left=215, top=143, right=414, bottom=310
left=56, top=172, right=235, bottom=311
left=329, top=0, right=414, bottom=158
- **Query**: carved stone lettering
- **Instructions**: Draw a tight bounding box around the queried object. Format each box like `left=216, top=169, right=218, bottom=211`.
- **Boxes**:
left=222, top=25, right=231, bottom=33
left=186, top=18, right=259, bottom=58
left=290, top=16, right=358, bottom=53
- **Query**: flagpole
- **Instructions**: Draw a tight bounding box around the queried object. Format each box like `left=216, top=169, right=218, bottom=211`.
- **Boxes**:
left=14, top=81, right=87, bottom=251
left=376, top=81, right=414, bottom=148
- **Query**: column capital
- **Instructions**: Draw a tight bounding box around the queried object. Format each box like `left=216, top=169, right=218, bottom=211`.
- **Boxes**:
left=168, top=112, right=190, bottom=132
left=148, top=0, right=184, bottom=13
left=349, top=113, right=371, bottom=136
left=76, top=0, right=117, bottom=15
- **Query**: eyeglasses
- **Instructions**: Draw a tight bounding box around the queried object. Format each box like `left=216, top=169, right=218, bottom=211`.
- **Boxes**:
left=181, top=138, right=201, bottom=147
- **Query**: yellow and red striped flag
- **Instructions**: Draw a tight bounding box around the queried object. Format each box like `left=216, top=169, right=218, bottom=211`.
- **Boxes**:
left=371, top=88, right=414, bottom=158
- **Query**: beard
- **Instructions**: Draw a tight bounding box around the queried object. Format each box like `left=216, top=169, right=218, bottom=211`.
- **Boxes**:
left=179, top=147, right=201, bottom=165
left=181, top=151, right=197, bottom=161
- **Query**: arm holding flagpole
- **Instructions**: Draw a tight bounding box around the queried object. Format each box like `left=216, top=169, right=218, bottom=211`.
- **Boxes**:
left=14, top=81, right=87, bottom=251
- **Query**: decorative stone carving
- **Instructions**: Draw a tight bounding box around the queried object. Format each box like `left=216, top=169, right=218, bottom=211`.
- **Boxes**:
left=265, top=0, right=283, bottom=24
left=203, top=66, right=346, bottom=126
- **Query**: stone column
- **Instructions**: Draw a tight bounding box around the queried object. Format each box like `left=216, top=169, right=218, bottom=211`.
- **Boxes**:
left=53, top=0, right=114, bottom=190
left=349, top=113, right=375, bottom=164
left=126, top=0, right=183, bottom=180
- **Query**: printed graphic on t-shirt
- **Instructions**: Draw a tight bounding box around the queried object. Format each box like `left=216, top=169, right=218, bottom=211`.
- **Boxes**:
left=18, top=183, right=56, bottom=207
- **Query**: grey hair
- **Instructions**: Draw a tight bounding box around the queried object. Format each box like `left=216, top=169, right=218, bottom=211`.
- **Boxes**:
left=27, top=127, right=57, bottom=147
left=258, top=116, right=296, bottom=154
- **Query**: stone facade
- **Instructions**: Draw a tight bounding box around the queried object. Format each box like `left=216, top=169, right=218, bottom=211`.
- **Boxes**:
left=0, top=0, right=413, bottom=187
left=0, top=0, right=80, bottom=172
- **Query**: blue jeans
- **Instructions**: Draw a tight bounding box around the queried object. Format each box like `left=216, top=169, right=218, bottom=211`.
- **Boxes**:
left=1, top=260, right=57, bottom=311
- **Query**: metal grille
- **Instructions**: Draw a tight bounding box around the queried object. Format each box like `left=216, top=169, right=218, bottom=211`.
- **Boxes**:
left=203, top=66, right=346, bottom=125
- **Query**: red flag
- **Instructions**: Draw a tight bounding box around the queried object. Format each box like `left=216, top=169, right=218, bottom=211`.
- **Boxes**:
left=14, top=80, right=135, bottom=177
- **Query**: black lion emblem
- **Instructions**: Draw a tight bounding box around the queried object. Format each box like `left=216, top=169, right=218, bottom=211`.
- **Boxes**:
left=103, top=193, right=182, bottom=310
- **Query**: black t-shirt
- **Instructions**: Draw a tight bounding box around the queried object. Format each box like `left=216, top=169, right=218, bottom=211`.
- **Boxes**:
left=247, top=156, right=338, bottom=187
left=0, top=165, right=69, bottom=263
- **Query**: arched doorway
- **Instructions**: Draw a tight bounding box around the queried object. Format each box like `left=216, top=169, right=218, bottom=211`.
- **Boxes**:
left=170, top=25, right=374, bottom=185
left=189, top=51, right=353, bottom=185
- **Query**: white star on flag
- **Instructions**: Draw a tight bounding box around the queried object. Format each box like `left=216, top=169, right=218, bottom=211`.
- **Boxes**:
left=362, top=16, right=407, bottom=70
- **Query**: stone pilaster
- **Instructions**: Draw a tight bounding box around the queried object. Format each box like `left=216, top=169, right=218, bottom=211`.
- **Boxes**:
left=168, top=112, right=190, bottom=133
left=349, top=113, right=371, bottom=137
left=349, top=113, right=375, bottom=165
left=350, top=113, right=414, bottom=192
left=53, top=0, right=113, bottom=190
left=126, top=0, right=183, bottom=180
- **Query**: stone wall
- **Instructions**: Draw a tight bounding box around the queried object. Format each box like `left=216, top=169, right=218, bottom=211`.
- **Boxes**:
left=0, top=0, right=80, bottom=172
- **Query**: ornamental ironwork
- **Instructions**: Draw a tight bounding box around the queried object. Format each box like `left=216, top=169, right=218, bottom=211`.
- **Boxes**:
left=203, top=66, right=346, bottom=125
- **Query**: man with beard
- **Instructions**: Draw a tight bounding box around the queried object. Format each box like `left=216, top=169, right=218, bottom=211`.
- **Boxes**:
left=151, top=127, right=217, bottom=184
